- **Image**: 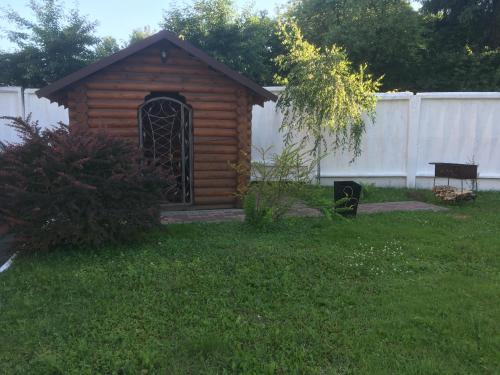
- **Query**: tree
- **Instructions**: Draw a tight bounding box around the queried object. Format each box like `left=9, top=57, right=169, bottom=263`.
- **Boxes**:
left=420, top=0, right=500, bottom=48
left=128, top=26, right=155, bottom=45
left=289, top=0, right=500, bottom=91
left=417, top=0, right=500, bottom=90
left=0, top=0, right=100, bottom=87
left=275, top=21, right=381, bottom=180
left=289, top=0, right=425, bottom=91
left=161, top=0, right=282, bottom=85
left=94, top=36, right=120, bottom=59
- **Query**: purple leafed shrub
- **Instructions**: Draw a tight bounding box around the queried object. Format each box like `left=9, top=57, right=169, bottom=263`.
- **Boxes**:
left=0, top=116, right=174, bottom=251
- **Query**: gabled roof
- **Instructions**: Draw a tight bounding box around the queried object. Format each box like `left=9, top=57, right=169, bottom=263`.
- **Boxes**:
left=36, top=30, right=277, bottom=103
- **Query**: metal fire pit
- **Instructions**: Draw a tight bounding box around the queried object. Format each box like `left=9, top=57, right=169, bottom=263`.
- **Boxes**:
left=334, top=181, right=362, bottom=217
left=429, top=162, right=478, bottom=191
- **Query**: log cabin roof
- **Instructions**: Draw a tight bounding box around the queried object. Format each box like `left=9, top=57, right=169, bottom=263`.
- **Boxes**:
left=36, top=30, right=278, bottom=105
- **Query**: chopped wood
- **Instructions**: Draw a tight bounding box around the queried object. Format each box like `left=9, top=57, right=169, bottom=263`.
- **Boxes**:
left=432, top=186, right=476, bottom=202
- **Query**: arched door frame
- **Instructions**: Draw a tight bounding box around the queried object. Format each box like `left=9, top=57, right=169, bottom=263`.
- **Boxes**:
left=138, top=96, right=193, bottom=205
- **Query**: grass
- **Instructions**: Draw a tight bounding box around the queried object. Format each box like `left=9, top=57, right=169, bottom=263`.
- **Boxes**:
left=1, top=188, right=499, bottom=374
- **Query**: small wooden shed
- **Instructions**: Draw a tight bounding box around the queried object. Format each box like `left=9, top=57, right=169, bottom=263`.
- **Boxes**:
left=37, top=30, right=277, bottom=209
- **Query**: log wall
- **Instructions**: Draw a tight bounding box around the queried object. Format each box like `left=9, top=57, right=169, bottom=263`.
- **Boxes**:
left=65, top=41, right=254, bottom=208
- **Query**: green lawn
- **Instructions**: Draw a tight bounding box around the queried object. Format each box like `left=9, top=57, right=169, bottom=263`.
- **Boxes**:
left=1, top=189, right=499, bottom=374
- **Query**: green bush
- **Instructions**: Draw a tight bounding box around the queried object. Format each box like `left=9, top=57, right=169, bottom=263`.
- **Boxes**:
left=233, top=144, right=319, bottom=225
left=360, top=182, right=376, bottom=200
left=242, top=191, right=273, bottom=227
left=0, top=116, right=174, bottom=251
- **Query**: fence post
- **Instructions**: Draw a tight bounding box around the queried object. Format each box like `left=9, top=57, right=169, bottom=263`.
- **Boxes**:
left=406, top=93, right=421, bottom=188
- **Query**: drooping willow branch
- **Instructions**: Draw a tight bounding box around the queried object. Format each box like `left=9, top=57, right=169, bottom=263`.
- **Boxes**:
left=274, top=20, right=381, bottom=160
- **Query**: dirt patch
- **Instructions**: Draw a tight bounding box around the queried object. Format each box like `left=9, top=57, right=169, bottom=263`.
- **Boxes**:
left=358, top=201, right=447, bottom=214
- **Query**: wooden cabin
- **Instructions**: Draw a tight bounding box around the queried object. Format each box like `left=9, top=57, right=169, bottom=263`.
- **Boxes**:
left=37, top=31, right=277, bottom=209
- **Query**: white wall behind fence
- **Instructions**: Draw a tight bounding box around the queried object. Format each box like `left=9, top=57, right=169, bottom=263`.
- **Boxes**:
left=1, top=86, right=499, bottom=190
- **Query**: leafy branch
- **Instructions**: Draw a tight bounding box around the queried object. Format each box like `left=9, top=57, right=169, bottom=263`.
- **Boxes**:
left=274, top=20, right=381, bottom=159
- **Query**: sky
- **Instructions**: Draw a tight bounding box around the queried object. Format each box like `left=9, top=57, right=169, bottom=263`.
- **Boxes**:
left=0, top=0, right=420, bottom=51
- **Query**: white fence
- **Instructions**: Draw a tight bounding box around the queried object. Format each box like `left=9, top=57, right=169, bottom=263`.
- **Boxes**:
left=0, top=87, right=68, bottom=144
left=253, top=87, right=500, bottom=190
left=2, top=86, right=500, bottom=190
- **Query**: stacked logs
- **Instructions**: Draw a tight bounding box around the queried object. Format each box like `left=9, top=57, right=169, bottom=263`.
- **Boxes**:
left=432, top=186, right=476, bottom=202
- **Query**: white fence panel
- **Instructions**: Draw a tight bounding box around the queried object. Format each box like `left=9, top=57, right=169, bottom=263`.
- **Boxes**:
left=321, top=93, right=411, bottom=186
left=24, top=89, right=69, bottom=129
left=0, top=87, right=67, bottom=145
left=0, top=87, right=24, bottom=144
left=252, top=88, right=285, bottom=159
left=415, top=93, right=500, bottom=189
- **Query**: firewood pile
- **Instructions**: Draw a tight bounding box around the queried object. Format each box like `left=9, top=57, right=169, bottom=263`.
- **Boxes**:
left=432, top=185, right=476, bottom=202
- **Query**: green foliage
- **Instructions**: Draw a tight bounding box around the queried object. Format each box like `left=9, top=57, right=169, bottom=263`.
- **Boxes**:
left=420, top=0, right=500, bottom=49
left=95, top=26, right=156, bottom=60
left=416, top=44, right=500, bottom=91
left=242, top=190, right=273, bottom=227
left=128, top=26, right=155, bottom=45
left=290, top=0, right=500, bottom=91
left=360, top=182, right=377, bottom=200
left=275, top=20, right=381, bottom=157
left=0, top=1, right=156, bottom=86
left=3, top=0, right=500, bottom=92
left=417, top=0, right=500, bottom=90
left=234, top=144, right=319, bottom=225
left=94, top=36, right=120, bottom=59
left=0, top=0, right=100, bottom=87
left=290, top=0, right=426, bottom=91
left=0, top=116, right=173, bottom=251
left=2, top=0, right=500, bottom=91
left=161, top=0, right=282, bottom=85
left=1, top=191, right=499, bottom=373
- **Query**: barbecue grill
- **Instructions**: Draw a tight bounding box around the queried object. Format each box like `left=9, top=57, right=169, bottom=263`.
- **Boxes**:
left=429, top=162, right=478, bottom=192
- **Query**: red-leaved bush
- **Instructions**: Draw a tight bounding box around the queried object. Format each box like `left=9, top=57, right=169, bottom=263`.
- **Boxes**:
left=0, top=116, right=174, bottom=251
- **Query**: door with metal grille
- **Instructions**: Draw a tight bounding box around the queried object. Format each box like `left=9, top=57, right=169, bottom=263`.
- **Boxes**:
left=139, top=97, right=192, bottom=204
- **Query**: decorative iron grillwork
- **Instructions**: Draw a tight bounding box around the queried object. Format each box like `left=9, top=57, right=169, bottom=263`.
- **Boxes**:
left=139, top=97, right=192, bottom=204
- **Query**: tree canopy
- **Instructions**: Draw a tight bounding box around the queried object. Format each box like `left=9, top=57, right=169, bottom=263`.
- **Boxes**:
left=161, top=0, right=282, bottom=85
left=1, top=0, right=500, bottom=91
left=289, top=0, right=425, bottom=91
left=417, top=0, right=500, bottom=90
left=94, top=36, right=120, bottom=59
left=128, top=26, right=155, bottom=46
left=420, top=0, right=500, bottom=49
left=290, top=0, right=500, bottom=91
left=0, top=0, right=100, bottom=87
